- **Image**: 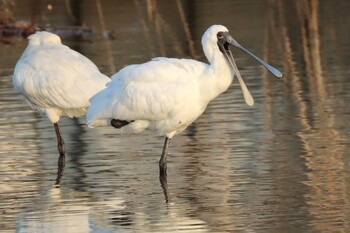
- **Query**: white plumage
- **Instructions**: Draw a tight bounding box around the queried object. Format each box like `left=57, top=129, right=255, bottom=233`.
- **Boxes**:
left=87, top=25, right=282, bottom=174
left=13, top=31, right=110, bottom=155
left=87, top=26, right=233, bottom=136
left=87, top=57, right=211, bottom=137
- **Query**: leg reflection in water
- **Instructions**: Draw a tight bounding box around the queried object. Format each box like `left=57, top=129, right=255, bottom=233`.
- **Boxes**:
left=159, top=173, right=171, bottom=204
left=55, top=154, right=65, bottom=186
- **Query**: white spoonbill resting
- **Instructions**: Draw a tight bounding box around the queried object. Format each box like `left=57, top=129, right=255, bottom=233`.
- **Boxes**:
left=87, top=25, right=282, bottom=174
left=13, top=31, right=110, bottom=156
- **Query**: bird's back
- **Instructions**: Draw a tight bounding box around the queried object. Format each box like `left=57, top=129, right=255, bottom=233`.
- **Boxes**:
left=13, top=31, right=110, bottom=122
left=87, top=57, right=209, bottom=134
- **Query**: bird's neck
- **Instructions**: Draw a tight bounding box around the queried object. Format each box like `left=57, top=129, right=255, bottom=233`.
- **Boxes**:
left=200, top=50, right=234, bottom=103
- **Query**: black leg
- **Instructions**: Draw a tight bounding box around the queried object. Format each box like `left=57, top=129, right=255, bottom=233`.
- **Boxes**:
left=159, top=137, right=170, bottom=174
left=55, top=154, right=65, bottom=185
left=54, top=123, right=65, bottom=155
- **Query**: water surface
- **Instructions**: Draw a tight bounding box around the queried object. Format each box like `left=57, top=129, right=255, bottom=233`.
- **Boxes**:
left=1, top=0, right=350, bottom=232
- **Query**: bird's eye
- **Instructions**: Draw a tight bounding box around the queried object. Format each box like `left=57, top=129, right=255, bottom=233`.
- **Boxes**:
left=217, top=32, right=224, bottom=39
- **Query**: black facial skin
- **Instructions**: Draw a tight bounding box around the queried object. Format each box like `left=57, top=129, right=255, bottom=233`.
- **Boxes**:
left=217, top=31, right=230, bottom=53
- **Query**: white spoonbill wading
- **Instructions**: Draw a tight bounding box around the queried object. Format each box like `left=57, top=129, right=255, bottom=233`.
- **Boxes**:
left=13, top=31, right=110, bottom=156
left=87, top=25, right=282, bottom=174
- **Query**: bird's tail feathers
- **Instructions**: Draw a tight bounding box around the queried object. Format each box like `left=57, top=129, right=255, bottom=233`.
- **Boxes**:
left=87, top=91, right=114, bottom=128
left=87, top=118, right=111, bottom=128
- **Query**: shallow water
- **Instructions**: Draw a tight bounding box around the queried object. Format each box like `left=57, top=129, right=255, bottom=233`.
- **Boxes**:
left=1, top=0, right=350, bottom=232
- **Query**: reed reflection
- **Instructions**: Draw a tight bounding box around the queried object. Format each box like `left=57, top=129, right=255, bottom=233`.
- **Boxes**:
left=264, top=0, right=350, bottom=232
left=1, top=0, right=350, bottom=233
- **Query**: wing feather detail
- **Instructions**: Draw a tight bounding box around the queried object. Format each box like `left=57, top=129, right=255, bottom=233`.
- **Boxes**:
left=13, top=44, right=110, bottom=110
left=87, top=58, right=207, bottom=124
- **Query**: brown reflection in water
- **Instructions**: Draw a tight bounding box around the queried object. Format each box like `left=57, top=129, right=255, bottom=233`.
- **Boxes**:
left=171, top=130, right=236, bottom=232
left=265, top=0, right=350, bottom=232
left=134, top=0, right=198, bottom=59
left=175, top=0, right=198, bottom=59
left=3, top=1, right=350, bottom=232
left=95, top=0, right=116, bottom=74
left=193, top=140, right=234, bottom=232
left=134, top=0, right=157, bottom=57
left=296, top=1, right=349, bottom=231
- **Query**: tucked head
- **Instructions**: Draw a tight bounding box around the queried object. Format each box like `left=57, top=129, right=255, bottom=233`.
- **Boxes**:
left=28, top=31, right=62, bottom=46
